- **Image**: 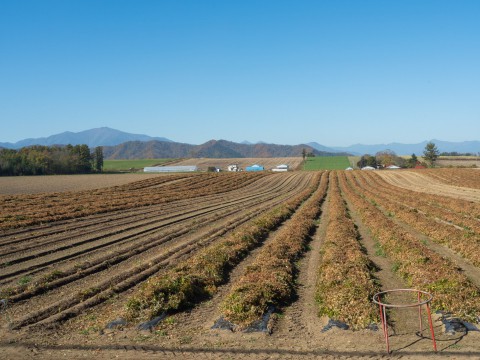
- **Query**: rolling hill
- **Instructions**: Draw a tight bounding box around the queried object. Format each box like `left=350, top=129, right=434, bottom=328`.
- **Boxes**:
left=0, top=127, right=172, bottom=149
left=102, top=139, right=348, bottom=159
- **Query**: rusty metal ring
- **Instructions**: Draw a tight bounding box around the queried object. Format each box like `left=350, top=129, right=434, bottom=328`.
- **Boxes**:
left=372, top=289, right=433, bottom=308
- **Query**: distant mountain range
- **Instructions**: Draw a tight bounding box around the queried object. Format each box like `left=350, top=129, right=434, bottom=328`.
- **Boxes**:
left=0, top=127, right=345, bottom=159
left=102, top=139, right=346, bottom=159
left=0, top=127, right=171, bottom=149
left=317, top=140, right=480, bottom=156
left=1, top=127, right=479, bottom=158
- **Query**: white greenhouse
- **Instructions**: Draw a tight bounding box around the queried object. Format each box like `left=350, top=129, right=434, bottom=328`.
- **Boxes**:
left=144, top=166, right=198, bottom=173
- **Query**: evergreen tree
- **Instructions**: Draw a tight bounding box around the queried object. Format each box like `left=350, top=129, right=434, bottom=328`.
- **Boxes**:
left=423, top=142, right=439, bottom=167
left=93, top=146, right=104, bottom=172
left=408, top=153, right=418, bottom=168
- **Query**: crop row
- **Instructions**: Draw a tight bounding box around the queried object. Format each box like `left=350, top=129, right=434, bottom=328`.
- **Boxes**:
left=3, top=174, right=314, bottom=330
left=0, top=172, right=268, bottom=229
left=315, top=171, right=379, bottom=329
left=0, top=173, right=308, bottom=286
left=369, top=172, right=480, bottom=224
left=339, top=172, right=480, bottom=322
left=352, top=172, right=480, bottom=267
left=124, top=172, right=324, bottom=322
left=422, top=168, right=480, bottom=190
left=220, top=171, right=329, bottom=329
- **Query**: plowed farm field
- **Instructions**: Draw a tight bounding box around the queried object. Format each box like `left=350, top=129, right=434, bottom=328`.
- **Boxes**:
left=1, top=170, right=480, bottom=360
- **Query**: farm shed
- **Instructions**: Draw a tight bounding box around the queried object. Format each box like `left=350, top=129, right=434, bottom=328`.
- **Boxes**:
left=272, top=164, right=289, bottom=172
left=245, top=164, right=264, bottom=172
left=361, top=166, right=376, bottom=171
left=144, top=166, right=198, bottom=173
left=345, top=167, right=353, bottom=171
left=386, top=165, right=401, bottom=169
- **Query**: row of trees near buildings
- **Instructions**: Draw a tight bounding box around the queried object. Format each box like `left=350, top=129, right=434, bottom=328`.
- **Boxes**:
left=0, top=145, right=104, bottom=176
left=357, top=142, right=441, bottom=169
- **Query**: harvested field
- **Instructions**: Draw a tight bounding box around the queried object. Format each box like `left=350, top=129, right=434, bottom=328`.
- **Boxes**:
left=0, top=173, right=163, bottom=195
left=376, top=169, right=480, bottom=201
left=421, top=168, right=480, bottom=190
left=1, top=170, right=480, bottom=359
left=170, top=157, right=304, bottom=171
left=436, top=157, right=480, bottom=168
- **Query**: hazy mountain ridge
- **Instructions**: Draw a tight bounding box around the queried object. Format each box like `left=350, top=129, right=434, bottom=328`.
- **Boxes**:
left=2, top=128, right=479, bottom=158
left=0, top=127, right=172, bottom=149
left=102, top=139, right=344, bottom=159
left=329, top=140, right=480, bottom=155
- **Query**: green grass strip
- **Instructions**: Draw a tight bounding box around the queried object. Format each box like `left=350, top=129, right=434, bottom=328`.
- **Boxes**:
left=304, top=156, right=351, bottom=170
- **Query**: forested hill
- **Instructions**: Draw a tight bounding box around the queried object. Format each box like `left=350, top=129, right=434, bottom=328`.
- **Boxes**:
left=102, top=139, right=349, bottom=159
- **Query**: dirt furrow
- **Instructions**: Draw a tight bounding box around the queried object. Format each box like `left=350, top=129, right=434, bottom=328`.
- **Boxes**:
left=349, top=171, right=480, bottom=268
left=3, top=171, right=480, bottom=359
left=0, top=173, right=306, bottom=284
left=2, top=174, right=315, bottom=329
left=376, top=171, right=480, bottom=202
left=0, top=172, right=269, bottom=230
left=364, top=172, right=480, bottom=229
left=0, top=172, right=283, bottom=249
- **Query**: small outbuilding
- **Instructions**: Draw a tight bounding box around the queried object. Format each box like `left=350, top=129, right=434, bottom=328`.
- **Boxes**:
left=361, top=166, right=376, bottom=171
left=245, top=164, right=264, bottom=172
left=345, top=167, right=353, bottom=171
left=386, top=165, right=401, bottom=169
left=227, top=164, right=240, bottom=172
left=144, top=165, right=198, bottom=173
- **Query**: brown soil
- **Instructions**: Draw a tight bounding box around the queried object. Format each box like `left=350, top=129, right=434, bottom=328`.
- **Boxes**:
left=0, top=173, right=163, bottom=195
left=376, top=170, right=480, bottom=202
left=1, top=171, right=480, bottom=359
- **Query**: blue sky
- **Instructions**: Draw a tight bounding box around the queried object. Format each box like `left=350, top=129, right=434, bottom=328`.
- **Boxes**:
left=1, top=0, right=479, bottom=146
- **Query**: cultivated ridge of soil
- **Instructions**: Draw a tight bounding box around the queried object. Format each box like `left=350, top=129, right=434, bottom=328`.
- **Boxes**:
left=1, top=171, right=480, bottom=359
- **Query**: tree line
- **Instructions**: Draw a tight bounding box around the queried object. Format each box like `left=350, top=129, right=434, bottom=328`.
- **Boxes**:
left=357, top=142, right=441, bottom=169
left=0, top=145, right=104, bottom=176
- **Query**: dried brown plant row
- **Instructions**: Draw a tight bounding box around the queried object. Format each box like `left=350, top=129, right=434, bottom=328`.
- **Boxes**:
left=340, top=172, right=480, bottom=322
left=124, top=172, right=325, bottom=322
left=219, top=172, right=329, bottom=329
left=315, top=171, right=380, bottom=329
left=0, top=172, right=297, bottom=258
left=422, top=168, right=480, bottom=190
left=0, top=171, right=287, bottom=245
left=366, top=171, right=480, bottom=227
left=351, top=172, right=480, bottom=267
left=377, top=170, right=480, bottom=203
left=0, top=172, right=268, bottom=229
left=5, top=174, right=315, bottom=330
left=0, top=173, right=310, bottom=299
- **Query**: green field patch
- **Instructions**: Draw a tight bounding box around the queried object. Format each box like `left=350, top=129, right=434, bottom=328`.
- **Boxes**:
left=103, top=159, right=173, bottom=171
left=303, top=156, right=351, bottom=170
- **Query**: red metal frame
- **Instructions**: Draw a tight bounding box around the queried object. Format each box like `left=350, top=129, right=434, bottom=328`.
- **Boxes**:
left=372, top=289, right=437, bottom=353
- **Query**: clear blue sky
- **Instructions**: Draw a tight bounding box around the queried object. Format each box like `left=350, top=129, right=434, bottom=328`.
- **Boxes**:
left=1, top=0, right=479, bottom=146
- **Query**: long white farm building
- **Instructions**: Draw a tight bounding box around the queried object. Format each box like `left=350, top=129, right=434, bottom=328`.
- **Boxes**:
left=272, top=164, right=289, bottom=172
left=144, top=166, right=198, bottom=173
